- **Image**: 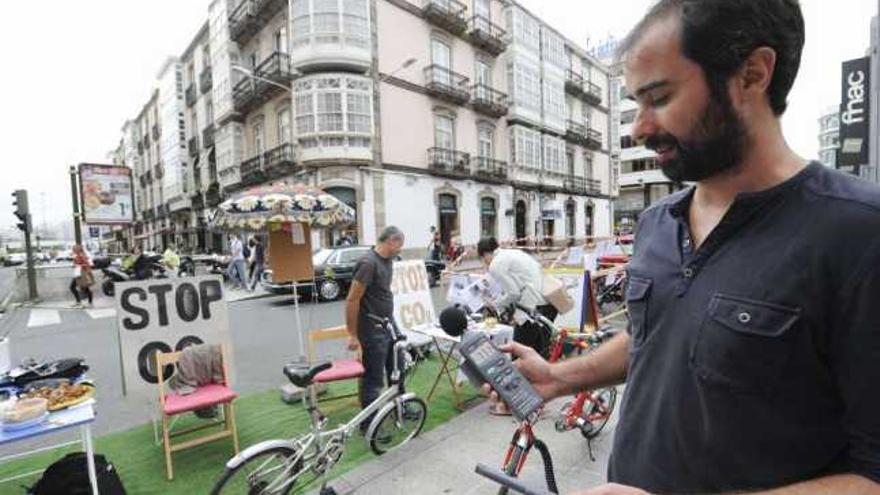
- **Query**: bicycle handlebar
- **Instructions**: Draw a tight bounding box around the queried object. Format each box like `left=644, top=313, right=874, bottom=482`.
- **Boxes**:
left=475, top=464, right=551, bottom=495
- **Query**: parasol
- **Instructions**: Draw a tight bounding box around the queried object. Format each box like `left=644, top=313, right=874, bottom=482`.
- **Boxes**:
left=210, top=182, right=355, bottom=231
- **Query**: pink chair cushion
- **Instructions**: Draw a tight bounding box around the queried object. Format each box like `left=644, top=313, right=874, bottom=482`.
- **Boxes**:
left=163, top=384, right=238, bottom=416
left=314, top=359, right=365, bottom=383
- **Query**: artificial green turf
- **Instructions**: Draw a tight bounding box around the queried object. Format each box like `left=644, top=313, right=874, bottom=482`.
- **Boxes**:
left=0, top=356, right=479, bottom=494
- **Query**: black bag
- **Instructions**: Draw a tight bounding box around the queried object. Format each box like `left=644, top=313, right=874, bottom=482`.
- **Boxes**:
left=2, top=358, right=89, bottom=388
left=28, top=452, right=126, bottom=495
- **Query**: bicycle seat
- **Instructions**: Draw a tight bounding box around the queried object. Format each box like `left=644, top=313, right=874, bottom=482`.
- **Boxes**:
left=283, top=362, right=332, bottom=388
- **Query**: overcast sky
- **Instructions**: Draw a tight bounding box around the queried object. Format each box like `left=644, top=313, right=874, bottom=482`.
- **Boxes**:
left=1, top=0, right=876, bottom=235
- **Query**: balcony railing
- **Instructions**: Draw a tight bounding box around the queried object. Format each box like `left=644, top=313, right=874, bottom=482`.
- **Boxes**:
left=565, top=119, right=587, bottom=144
left=154, top=163, right=164, bottom=180
left=427, top=147, right=470, bottom=177
left=239, top=143, right=296, bottom=186
left=586, top=128, right=602, bottom=150
left=200, top=67, right=213, bottom=94
left=467, top=15, right=508, bottom=56
left=471, top=84, right=508, bottom=118
left=233, top=51, right=294, bottom=114
left=229, top=0, right=287, bottom=45
left=206, top=182, right=222, bottom=207
left=202, top=124, right=215, bottom=149
left=185, top=83, right=197, bottom=107
left=151, top=124, right=160, bottom=140
left=584, top=81, right=602, bottom=106
left=423, top=0, right=468, bottom=35
left=188, top=136, right=200, bottom=158
left=156, top=204, right=167, bottom=219
left=191, top=191, right=205, bottom=210
left=565, top=70, right=584, bottom=96
left=473, top=156, right=508, bottom=181
left=563, top=176, right=603, bottom=195
left=424, top=65, right=470, bottom=105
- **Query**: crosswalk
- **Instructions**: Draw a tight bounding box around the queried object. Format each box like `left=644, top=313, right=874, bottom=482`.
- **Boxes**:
left=26, top=307, right=117, bottom=329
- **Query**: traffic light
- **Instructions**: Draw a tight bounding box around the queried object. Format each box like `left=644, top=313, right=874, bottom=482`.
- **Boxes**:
left=12, top=189, right=29, bottom=233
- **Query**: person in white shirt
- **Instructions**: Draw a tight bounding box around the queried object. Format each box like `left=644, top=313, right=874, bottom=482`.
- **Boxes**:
left=477, top=237, right=557, bottom=357
left=227, top=235, right=247, bottom=290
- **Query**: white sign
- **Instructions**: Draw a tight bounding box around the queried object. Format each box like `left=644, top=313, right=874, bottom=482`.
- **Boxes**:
left=391, top=261, right=436, bottom=330
left=79, top=164, right=134, bottom=224
left=291, top=223, right=305, bottom=245
left=115, top=275, right=233, bottom=397
left=544, top=268, right=589, bottom=332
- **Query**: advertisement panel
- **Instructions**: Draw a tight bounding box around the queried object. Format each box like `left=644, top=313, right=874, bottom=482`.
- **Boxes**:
left=839, top=57, right=871, bottom=168
left=79, top=163, right=134, bottom=224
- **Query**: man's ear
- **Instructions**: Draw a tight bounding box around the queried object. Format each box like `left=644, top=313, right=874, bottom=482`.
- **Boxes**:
left=735, top=46, right=777, bottom=107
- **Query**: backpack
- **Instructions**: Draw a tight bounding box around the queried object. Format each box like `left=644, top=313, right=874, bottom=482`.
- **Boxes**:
left=28, top=452, right=126, bottom=495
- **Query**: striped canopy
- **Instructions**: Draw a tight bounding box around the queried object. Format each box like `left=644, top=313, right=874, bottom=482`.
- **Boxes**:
left=210, top=182, right=355, bottom=231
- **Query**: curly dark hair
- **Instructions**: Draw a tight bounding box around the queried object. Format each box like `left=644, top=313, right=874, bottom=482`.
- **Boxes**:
left=618, top=0, right=805, bottom=116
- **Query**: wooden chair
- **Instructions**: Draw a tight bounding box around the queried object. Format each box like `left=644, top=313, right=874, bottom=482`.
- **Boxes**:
left=156, top=344, right=240, bottom=481
left=307, top=326, right=365, bottom=400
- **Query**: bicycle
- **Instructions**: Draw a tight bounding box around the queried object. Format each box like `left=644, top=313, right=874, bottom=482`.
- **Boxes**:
left=210, top=314, right=428, bottom=495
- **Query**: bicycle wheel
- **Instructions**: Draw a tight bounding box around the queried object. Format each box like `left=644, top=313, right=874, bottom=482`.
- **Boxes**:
left=368, top=396, right=428, bottom=455
left=210, top=447, right=302, bottom=495
left=581, top=387, right=618, bottom=440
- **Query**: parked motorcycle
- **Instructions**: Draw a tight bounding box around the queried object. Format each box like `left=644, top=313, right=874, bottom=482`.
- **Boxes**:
left=93, top=255, right=167, bottom=297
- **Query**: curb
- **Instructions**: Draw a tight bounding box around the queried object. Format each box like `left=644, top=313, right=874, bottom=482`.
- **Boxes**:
left=0, top=291, right=14, bottom=314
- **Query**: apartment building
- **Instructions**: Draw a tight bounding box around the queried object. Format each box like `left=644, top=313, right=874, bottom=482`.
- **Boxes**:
left=119, top=0, right=617, bottom=253
left=818, top=105, right=840, bottom=169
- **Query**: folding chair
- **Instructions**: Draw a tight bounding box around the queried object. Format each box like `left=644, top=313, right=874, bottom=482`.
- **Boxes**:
left=307, top=326, right=365, bottom=401
left=155, top=344, right=240, bottom=481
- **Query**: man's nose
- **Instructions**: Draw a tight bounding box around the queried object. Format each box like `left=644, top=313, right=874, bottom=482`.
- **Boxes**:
left=631, top=108, right=658, bottom=146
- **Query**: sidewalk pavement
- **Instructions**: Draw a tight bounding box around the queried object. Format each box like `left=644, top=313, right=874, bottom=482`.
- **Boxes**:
left=309, top=397, right=618, bottom=494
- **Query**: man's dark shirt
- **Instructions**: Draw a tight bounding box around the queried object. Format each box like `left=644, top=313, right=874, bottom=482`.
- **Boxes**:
left=609, top=163, right=880, bottom=492
left=353, top=249, right=394, bottom=326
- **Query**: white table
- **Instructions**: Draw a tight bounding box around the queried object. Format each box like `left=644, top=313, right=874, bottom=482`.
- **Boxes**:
left=0, top=402, right=99, bottom=494
left=411, top=322, right=514, bottom=410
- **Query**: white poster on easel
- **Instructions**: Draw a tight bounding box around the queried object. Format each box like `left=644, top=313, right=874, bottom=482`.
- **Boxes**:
left=544, top=267, right=588, bottom=332
left=391, top=260, right=436, bottom=330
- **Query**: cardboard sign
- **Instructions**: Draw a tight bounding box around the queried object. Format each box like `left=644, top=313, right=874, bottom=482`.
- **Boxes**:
left=114, top=275, right=233, bottom=397
left=543, top=268, right=598, bottom=332
left=391, top=261, right=436, bottom=330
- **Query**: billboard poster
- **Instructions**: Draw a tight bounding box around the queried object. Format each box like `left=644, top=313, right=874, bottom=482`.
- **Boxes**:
left=79, top=163, right=134, bottom=224
left=839, top=57, right=871, bottom=168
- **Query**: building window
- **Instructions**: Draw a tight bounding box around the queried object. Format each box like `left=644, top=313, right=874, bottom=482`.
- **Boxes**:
left=202, top=45, right=211, bottom=70
left=205, top=99, right=214, bottom=126
left=510, top=125, right=540, bottom=169
left=293, top=74, right=373, bottom=149
left=565, top=200, right=575, bottom=242
left=253, top=121, right=265, bottom=156
left=566, top=148, right=575, bottom=175
left=292, top=0, right=369, bottom=49
left=584, top=152, right=594, bottom=179
left=585, top=204, right=594, bottom=237
left=543, top=75, right=565, bottom=124
left=620, top=135, right=636, bottom=149
left=509, top=8, right=539, bottom=53
left=542, top=30, right=566, bottom=68
left=475, top=0, right=490, bottom=19
left=621, top=109, right=636, bottom=125
left=510, top=60, right=540, bottom=111
left=478, top=124, right=494, bottom=158
left=274, top=26, right=289, bottom=53
left=277, top=106, right=291, bottom=143
left=438, top=193, right=459, bottom=247
left=475, top=59, right=492, bottom=86
left=434, top=113, right=455, bottom=149
left=480, top=197, right=497, bottom=238
left=542, top=135, right=565, bottom=175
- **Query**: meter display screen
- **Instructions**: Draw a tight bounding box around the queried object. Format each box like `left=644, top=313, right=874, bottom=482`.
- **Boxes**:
left=469, top=340, right=497, bottom=366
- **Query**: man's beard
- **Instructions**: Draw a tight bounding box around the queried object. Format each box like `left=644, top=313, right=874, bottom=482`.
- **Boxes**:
left=645, top=92, right=747, bottom=182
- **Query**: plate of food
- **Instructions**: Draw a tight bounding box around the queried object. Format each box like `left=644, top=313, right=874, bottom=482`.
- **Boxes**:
left=21, top=382, right=95, bottom=411
left=0, top=398, right=49, bottom=431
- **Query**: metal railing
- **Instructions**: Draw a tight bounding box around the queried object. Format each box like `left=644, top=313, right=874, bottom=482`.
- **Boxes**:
left=188, top=136, right=200, bottom=158
left=423, top=0, right=468, bottom=33
left=468, top=15, right=507, bottom=55
left=202, top=125, right=215, bottom=149
left=427, top=147, right=470, bottom=175
left=471, top=83, right=509, bottom=117
left=200, top=67, right=213, bottom=94
left=424, top=65, right=470, bottom=104
left=473, top=156, right=508, bottom=180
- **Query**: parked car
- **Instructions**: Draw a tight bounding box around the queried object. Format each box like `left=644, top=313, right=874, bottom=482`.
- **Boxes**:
left=262, top=246, right=446, bottom=301
left=5, top=253, right=26, bottom=267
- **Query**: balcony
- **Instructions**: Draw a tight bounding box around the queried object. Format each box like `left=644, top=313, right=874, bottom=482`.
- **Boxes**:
left=427, top=147, right=470, bottom=178
left=191, top=191, right=205, bottom=210
left=424, top=65, right=470, bottom=105
left=565, top=70, right=584, bottom=96
left=473, top=156, right=508, bottom=181
left=239, top=143, right=297, bottom=187
left=139, top=175, right=147, bottom=188
left=563, top=176, right=603, bottom=196
left=143, top=208, right=155, bottom=221
left=229, top=0, right=287, bottom=45
left=565, top=119, right=588, bottom=145
left=151, top=124, right=160, bottom=141
left=206, top=182, right=222, bottom=207
left=586, top=128, right=602, bottom=151
left=467, top=15, right=508, bottom=56
left=144, top=134, right=150, bottom=147
left=471, top=84, right=508, bottom=118
left=202, top=124, right=215, bottom=149
left=185, top=83, right=197, bottom=107
left=200, top=67, right=213, bottom=94
left=423, top=0, right=468, bottom=35
left=584, top=81, right=602, bottom=106
left=188, top=136, right=200, bottom=158
left=154, top=163, right=164, bottom=180
left=157, top=204, right=167, bottom=219
left=233, top=51, right=294, bottom=114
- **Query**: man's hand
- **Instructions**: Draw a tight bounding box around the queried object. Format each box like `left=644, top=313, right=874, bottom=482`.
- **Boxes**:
left=480, top=342, right=560, bottom=405
left=570, top=483, right=650, bottom=495
left=347, top=335, right=360, bottom=351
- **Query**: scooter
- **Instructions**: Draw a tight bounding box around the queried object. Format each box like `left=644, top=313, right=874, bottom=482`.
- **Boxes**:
left=94, top=255, right=167, bottom=297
